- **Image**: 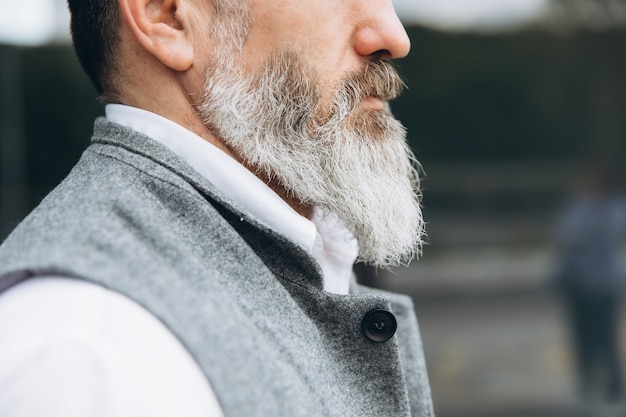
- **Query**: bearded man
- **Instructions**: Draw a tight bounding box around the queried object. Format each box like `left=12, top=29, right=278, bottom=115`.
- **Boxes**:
left=0, top=0, right=433, bottom=416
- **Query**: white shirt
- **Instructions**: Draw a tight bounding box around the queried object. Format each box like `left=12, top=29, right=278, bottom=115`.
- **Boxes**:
left=0, top=105, right=359, bottom=417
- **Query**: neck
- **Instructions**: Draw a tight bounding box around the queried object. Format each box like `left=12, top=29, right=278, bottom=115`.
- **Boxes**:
left=114, top=90, right=313, bottom=219
left=225, top=146, right=314, bottom=219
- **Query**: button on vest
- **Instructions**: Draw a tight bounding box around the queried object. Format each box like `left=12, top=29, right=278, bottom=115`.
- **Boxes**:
left=361, top=309, right=397, bottom=342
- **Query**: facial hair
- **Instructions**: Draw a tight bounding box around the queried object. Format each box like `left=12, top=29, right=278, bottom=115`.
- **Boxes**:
left=196, top=51, right=425, bottom=268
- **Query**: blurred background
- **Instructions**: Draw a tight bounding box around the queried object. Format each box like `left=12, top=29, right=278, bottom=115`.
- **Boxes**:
left=2, top=0, right=626, bottom=416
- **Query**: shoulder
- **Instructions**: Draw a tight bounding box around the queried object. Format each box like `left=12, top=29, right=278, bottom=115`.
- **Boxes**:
left=0, top=277, right=222, bottom=417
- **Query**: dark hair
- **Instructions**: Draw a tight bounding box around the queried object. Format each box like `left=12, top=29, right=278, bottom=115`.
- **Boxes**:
left=67, top=0, right=120, bottom=95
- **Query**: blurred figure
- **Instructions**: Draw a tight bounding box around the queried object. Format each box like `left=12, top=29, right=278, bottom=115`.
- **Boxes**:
left=553, top=159, right=626, bottom=404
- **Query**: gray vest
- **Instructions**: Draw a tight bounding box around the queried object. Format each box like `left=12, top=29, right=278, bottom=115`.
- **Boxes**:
left=0, top=119, right=434, bottom=417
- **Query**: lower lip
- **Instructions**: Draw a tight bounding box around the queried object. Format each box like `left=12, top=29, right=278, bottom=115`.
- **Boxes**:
left=362, top=96, right=384, bottom=110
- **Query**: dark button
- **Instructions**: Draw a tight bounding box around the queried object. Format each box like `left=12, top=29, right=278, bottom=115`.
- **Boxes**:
left=361, top=309, right=397, bottom=343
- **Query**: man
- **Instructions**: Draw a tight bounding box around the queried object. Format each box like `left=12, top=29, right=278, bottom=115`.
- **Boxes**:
left=553, top=161, right=625, bottom=402
left=0, top=0, right=433, bottom=416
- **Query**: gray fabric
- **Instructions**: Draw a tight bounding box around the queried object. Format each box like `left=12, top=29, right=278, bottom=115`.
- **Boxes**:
left=0, top=118, right=434, bottom=417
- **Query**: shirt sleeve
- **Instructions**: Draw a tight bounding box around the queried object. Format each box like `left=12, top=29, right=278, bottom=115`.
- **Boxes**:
left=0, top=277, right=224, bottom=417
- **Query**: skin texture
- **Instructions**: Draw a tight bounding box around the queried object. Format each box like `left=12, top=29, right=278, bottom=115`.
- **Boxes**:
left=113, top=0, right=410, bottom=216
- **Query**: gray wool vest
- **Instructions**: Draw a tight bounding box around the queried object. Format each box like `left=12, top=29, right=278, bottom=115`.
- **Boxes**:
left=0, top=118, right=434, bottom=417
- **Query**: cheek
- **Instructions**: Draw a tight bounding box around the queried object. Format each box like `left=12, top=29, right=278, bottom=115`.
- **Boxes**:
left=244, top=1, right=348, bottom=68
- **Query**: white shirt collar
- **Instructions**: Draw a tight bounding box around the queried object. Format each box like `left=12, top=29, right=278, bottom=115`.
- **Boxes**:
left=105, top=104, right=357, bottom=294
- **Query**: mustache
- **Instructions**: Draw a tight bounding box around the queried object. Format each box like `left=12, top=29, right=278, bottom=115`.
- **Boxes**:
left=341, top=60, right=406, bottom=105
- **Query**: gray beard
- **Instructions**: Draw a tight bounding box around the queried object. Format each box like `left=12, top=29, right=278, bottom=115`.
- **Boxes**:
left=196, top=51, right=425, bottom=268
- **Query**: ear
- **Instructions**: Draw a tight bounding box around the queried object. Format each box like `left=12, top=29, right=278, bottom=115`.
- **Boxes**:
left=118, top=0, right=194, bottom=71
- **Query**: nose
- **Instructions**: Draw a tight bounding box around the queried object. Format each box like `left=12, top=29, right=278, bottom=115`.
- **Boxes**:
left=352, top=0, right=411, bottom=60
